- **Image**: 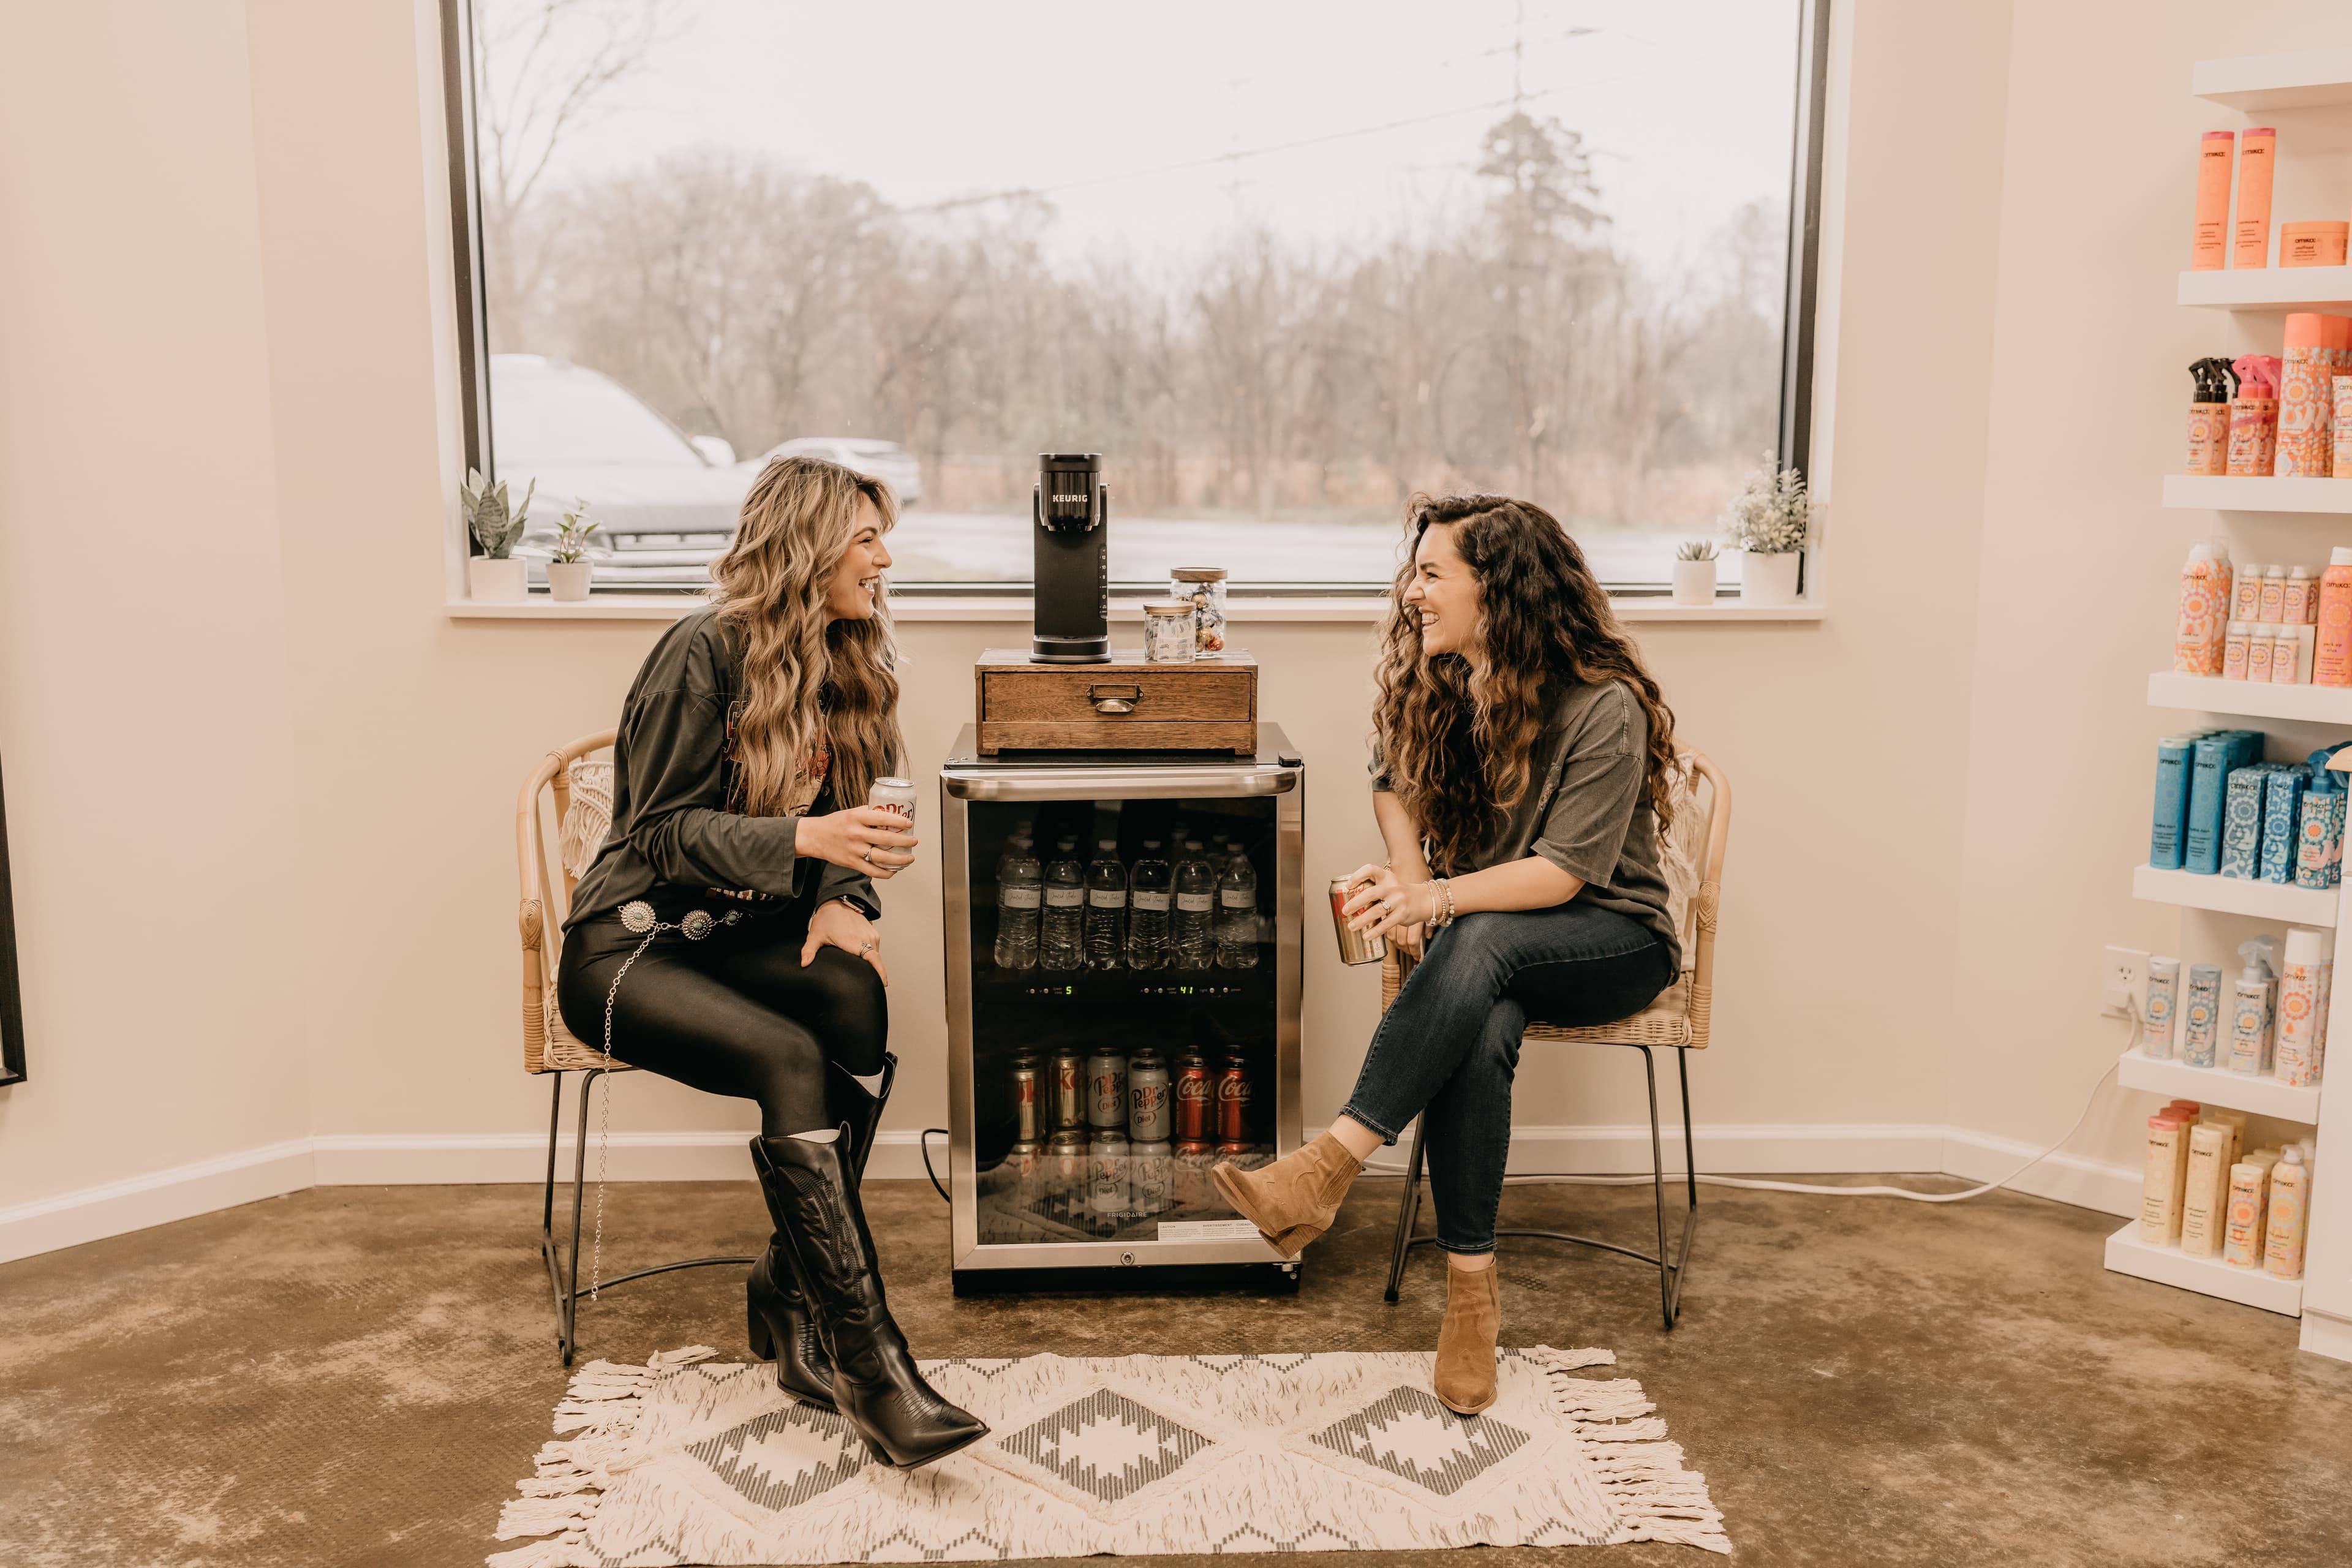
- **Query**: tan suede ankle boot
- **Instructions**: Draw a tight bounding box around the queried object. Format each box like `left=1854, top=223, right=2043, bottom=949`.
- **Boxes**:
left=1433, top=1262, right=1501, bottom=1415
left=1210, top=1131, right=1362, bottom=1259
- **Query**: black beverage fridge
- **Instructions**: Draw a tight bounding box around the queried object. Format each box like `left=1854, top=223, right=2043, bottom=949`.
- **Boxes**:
left=940, top=724, right=1305, bottom=1292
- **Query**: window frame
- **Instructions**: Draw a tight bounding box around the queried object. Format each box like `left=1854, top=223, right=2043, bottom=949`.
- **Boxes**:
left=437, top=0, right=1832, bottom=600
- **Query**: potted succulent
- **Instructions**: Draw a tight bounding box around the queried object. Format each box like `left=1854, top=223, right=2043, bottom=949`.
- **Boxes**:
left=1672, top=540, right=1719, bottom=606
left=462, top=467, right=535, bottom=603
left=547, top=503, right=598, bottom=603
left=1722, top=453, right=1814, bottom=607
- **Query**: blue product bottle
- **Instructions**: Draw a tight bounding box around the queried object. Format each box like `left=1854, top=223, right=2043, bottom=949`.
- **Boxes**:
left=2181, top=963, right=2225, bottom=1068
left=2185, top=736, right=2237, bottom=873
left=2220, top=766, right=2269, bottom=880
left=2152, top=735, right=2197, bottom=870
left=2261, top=767, right=2309, bottom=883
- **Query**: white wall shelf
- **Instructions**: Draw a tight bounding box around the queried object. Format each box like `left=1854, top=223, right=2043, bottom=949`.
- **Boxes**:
left=2163, top=476, right=2352, bottom=514
left=2132, top=864, right=2338, bottom=926
left=2176, top=266, right=2352, bottom=312
left=2116, top=1047, right=2322, bottom=1123
left=2145, top=671, right=2352, bottom=724
left=2106, top=1224, right=2305, bottom=1315
left=2193, top=49, right=2352, bottom=112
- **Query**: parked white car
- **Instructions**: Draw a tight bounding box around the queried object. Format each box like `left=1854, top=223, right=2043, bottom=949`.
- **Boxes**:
left=492, top=354, right=753, bottom=587
left=756, top=437, right=923, bottom=507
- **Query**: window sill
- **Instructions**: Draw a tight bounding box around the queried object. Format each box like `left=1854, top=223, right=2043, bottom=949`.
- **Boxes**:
left=445, top=595, right=1826, bottom=624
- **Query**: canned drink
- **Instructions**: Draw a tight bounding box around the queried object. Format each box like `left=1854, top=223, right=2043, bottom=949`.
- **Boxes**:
left=1330, top=875, right=1387, bottom=965
left=1174, top=1140, right=1217, bottom=1208
left=1048, top=1129, right=1089, bottom=1217
left=1214, top=1140, right=1254, bottom=1163
left=1127, top=1050, right=1172, bottom=1142
left=1090, top=1130, right=1131, bottom=1216
left=1011, top=1057, right=1041, bottom=1142
left=1173, top=1052, right=1214, bottom=1142
left=1086, top=1050, right=1128, bottom=1130
left=1216, top=1054, right=1253, bottom=1144
left=1051, top=1049, right=1085, bottom=1131
left=1133, top=1139, right=1174, bottom=1214
left=867, top=776, right=918, bottom=824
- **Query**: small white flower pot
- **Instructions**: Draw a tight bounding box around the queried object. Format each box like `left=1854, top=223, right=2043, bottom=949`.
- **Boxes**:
left=546, top=560, right=595, bottom=603
left=1670, top=558, right=1718, bottom=606
left=468, top=556, right=527, bottom=603
left=1740, top=549, right=1802, bottom=606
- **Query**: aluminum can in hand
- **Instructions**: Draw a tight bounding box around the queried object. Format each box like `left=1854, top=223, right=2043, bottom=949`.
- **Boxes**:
left=1330, top=875, right=1387, bottom=965
left=867, top=776, right=918, bottom=825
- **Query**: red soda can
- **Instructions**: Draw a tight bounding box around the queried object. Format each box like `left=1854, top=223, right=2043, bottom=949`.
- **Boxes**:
left=1216, top=1054, right=1253, bottom=1144
left=1173, top=1052, right=1213, bottom=1142
left=1050, top=1049, right=1085, bottom=1130
left=1215, top=1140, right=1254, bottom=1162
left=1011, top=1057, right=1041, bottom=1142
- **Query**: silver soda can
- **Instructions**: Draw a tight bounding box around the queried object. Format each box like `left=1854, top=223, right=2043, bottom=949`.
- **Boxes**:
left=867, top=775, right=918, bottom=825
left=1127, top=1050, right=1172, bottom=1142
left=1330, top=875, right=1387, bottom=965
left=1051, top=1049, right=1086, bottom=1130
left=1011, top=1056, right=1041, bottom=1142
left=1047, top=1129, right=1089, bottom=1219
left=1133, top=1140, right=1174, bottom=1215
left=1090, top=1130, right=1131, bottom=1216
left=1086, top=1050, right=1128, bottom=1129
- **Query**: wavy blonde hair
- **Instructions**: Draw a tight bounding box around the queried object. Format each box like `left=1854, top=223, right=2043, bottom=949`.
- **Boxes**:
left=711, top=457, right=903, bottom=818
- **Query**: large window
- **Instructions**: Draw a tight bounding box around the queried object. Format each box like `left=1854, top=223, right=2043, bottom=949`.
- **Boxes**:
left=445, top=1, right=1825, bottom=592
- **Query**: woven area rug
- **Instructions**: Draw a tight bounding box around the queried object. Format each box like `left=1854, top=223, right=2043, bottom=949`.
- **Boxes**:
left=489, top=1345, right=1728, bottom=1563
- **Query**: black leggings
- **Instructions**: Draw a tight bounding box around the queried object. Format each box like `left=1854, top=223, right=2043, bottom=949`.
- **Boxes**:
left=556, top=894, right=886, bottom=1139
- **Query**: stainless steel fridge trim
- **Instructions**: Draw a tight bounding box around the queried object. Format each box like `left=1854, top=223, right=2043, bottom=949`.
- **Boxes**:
left=943, top=767, right=1297, bottom=801
left=943, top=760, right=1305, bottom=1276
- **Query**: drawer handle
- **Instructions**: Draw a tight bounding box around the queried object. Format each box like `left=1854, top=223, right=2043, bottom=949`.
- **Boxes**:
left=1089, top=684, right=1143, bottom=715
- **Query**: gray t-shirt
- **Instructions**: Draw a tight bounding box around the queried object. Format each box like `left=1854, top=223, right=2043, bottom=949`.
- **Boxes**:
left=1373, top=678, right=1679, bottom=970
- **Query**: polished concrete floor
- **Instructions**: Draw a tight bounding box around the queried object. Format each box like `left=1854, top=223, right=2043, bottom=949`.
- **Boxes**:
left=4, top=1173, right=2348, bottom=1567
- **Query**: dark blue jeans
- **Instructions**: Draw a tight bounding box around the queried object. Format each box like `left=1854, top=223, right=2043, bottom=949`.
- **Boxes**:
left=1340, top=902, right=1673, bottom=1254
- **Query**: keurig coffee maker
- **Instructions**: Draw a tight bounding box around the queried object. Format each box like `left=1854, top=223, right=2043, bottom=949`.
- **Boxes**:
left=1031, top=452, right=1110, bottom=663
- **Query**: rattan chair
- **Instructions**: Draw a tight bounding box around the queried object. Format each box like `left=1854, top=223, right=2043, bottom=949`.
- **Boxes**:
left=1379, top=750, right=1730, bottom=1330
left=518, top=729, right=754, bottom=1366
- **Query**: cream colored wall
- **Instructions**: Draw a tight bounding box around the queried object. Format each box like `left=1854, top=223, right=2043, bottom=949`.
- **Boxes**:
left=4, top=0, right=2047, bottom=1221
left=1945, top=0, right=2352, bottom=1169
left=0, top=0, right=312, bottom=1207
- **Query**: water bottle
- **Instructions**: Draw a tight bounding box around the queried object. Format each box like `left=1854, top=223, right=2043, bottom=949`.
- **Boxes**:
left=995, top=848, right=1042, bottom=969
left=1041, top=845, right=1085, bottom=971
left=993, top=831, right=1035, bottom=889
left=1173, top=840, right=1215, bottom=971
left=1084, top=839, right=1126, bottom=970
left=1128, top=840, right=1173, bottom=970
left=1215, top=849, right=1257, bottom=969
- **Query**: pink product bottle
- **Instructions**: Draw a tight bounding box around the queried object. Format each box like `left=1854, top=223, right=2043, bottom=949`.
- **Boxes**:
left=2285, top=566, right=2317, bottom=625
left=2232, top=564, right=2264, bottom=622
left=2274, top=315, right=2337, bottom=478
left=2260, top=564, right=2287, bottom=623
left=2336, top=374, right=2352, bottom=479
left=2228, top=356, right=2282, bottom=477
left=2248, top=627, right=2277, bottom=682
left=2224, top=623, right=2251, bottom=680
left=2319, top=547, right=2352, bottom=688
left=2174, top=542, right=2234, bottom=676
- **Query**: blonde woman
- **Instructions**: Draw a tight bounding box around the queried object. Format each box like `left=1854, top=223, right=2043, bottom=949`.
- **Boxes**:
left=557, top=456, right=986, bottom=1469
left=1215, top=492, right=1681, bottom=1415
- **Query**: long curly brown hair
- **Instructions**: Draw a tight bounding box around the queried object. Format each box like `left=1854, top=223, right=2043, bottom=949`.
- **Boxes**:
left=1373, top=492, right=1677, bottom=875
left=710, top=456, right=903, bottom=818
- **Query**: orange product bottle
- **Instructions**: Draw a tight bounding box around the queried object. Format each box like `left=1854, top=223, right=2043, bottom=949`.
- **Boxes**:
left=2174, top=541, right=2234, bottom=675
left=2233, top=127, right=2275, bottom=270
left=2316, top=547, right=2352, bottom=688
left=2192, top=130, right=2234, bottom=270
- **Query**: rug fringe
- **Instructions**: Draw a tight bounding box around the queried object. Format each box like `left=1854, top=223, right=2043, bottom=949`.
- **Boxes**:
left=489, top=1346, right=715, bottom=1566
left=1544, top=1361, right=1732, bottom=1555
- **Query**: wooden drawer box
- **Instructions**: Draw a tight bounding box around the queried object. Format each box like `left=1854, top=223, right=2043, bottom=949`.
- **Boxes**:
left=974, top=647, right=1257, bottom=754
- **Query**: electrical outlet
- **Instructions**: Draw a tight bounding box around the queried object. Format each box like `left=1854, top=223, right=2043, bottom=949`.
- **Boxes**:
left=2101, top=944, right=2148, bottom=1017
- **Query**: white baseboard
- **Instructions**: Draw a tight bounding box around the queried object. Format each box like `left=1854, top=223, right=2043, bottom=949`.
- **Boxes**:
left=2299, top=1306, right=2352, bottom=1363
left=0, top=1121, right=2134, bottom=1267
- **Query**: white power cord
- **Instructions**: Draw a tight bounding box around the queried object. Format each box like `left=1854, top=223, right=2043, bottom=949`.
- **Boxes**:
left=1360, top=1008, right=2133, bottom=1204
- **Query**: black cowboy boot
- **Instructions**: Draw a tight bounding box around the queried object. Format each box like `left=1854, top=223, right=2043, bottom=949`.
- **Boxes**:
left=744, top=1055, right=899, bottom=1404
left=751, top=1129, right=989, bottom=1469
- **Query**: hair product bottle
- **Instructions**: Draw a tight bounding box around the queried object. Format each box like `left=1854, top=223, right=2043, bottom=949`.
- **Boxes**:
left=2223, top=1161, right=2267, bottom=1266
left=2143, top=956, right=2182, bottom=1058
left=2228, top=356, right=2282, bottom=475
left=2180, top=1122, right=2234, bottom=1259
left=2175, top=541, right=2234, bottom=675
left=2336, top=375, right=2352, bottom=478
left=2264, top=1147, right=2310, bottom=1278
left=2183, top=963, right=2226, bottom=1068
left=2286, top=565, right=2317, bottom=625
left=2315, top=548, right=2352, bottom=687
left=2226, top=935, right=2280, bottom=1075
left=2224, top=623, right=2252, bottom=680
left=2233, top=127, right=2276, bottom=270
left=2275, top=315, right=2337, bottom=478
left=2233, top=564, right=2265, bottom=623
left=2192, top=130, right=2235, bottom=269
left=2139, top=1113, right=2190, bottom=1245
left=2187, top=359, right=2237, bottom=475
left=2260, top=564, right=2288, bottom=622
left=2274, top=925, right=2331, bottom=1087
left=2248, top=627, right=2277, bottom=684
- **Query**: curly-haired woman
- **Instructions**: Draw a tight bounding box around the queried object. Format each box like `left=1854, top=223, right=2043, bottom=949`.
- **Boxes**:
left=557, top=456, right=986, bottom=1468
left=1215, top=492, right=1682, bottom=1415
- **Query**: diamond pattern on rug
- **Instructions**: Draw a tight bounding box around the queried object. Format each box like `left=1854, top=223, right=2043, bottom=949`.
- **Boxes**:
left=1308, top=1385, right=1531, bottom=1498
left=997, top=1388, right=1212, bottom=1504
left=684, top=1401, right=871, bottom=1513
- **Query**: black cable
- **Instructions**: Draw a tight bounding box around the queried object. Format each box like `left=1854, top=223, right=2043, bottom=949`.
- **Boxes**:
left=919, top=1129, right=949, bottom=1203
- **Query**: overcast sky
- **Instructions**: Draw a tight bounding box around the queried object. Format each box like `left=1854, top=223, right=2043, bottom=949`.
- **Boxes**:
left=534, top=0, right=1802, bottom=276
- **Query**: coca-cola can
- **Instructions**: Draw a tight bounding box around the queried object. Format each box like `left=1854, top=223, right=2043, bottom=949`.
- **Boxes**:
left=1090, top=1129, right=1131, bottom=1216
left=1173, top=1053, right=1214, bottom=1142
left=1174, top=1140, right=1217, bottom=1208
left=1133, top=1139, right=1174, bottom=1215
left=1216, top=1054, right=1253, bottom=1144
left=1214, top=1140, right=1255, bottom=1163
left=1330, top=875, right=1386, bottom=965
left=1050, top=1049, right=1085, bottom=1131
left=1011, top=1056, right=1041, bottom=1143
left=1127, top=1050, right=1171, bottom=1142
left=866, top=776, right=918, bottom=825
left=1086, top=1050, right=1128, bottom=1130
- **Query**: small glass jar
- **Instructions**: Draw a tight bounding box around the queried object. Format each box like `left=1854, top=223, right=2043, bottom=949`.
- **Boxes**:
left=1142, top=601, right=1196, bottom=663
left=1171, top=567, right=1228, bottom=655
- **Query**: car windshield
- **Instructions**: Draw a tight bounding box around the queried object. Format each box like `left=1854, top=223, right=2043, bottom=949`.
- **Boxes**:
left=491, top=360, right=699, bottom=467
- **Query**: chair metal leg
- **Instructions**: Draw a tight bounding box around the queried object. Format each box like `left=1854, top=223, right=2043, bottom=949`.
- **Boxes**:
left=1382, top=1117, right=1429, bottom=1303
left=560, top=1069, right=601, bottom=1364
left=1641, top=1046, right=1672, bottom=1330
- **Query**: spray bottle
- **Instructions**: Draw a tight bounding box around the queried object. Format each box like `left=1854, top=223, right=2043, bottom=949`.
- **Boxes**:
left=2174, top=541, right=2235, bottom=676
left=2226, top=935, right=2281, bottom=1076
left=2228, top=354, right=2283, bottom=476
left=2187, top=357, right=2237, bottom=475
left=2274, top=925, right=2332, bottom=1087
left=2264, top=1145, right=2311, bottom=1278
left=2316, top=548, right=2352, bottom=687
